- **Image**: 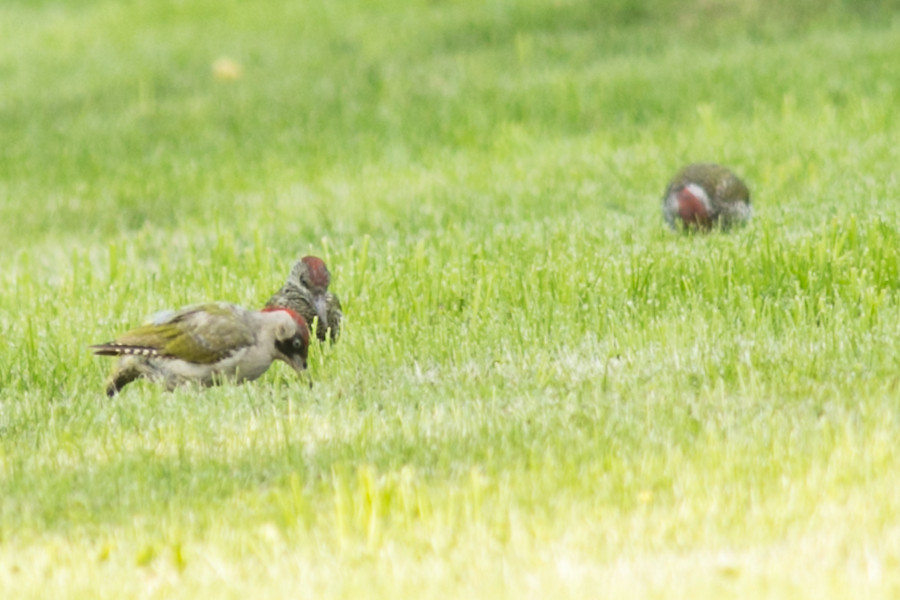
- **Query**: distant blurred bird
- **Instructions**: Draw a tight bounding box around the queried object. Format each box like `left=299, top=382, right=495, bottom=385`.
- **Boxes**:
left=91, top=303, right=310, bottom=396
left=662, top=163, right=751, bottom=231
left=266, top=255, right=342, bottom=343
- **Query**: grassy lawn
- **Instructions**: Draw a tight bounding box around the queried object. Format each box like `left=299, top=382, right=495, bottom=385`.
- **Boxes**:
left=3, top=0, right=900, bottom=597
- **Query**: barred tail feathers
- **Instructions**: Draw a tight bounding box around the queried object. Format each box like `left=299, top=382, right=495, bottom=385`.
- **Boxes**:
left=91, top=343, right=160, bottom=357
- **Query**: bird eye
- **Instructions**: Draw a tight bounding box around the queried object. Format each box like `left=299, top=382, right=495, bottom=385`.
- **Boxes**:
left=293, top=338, right=303, bottom=350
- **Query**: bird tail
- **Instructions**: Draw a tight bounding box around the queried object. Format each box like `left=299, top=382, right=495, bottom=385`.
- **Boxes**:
left=90, top=343, right=157, bottom=357
left=91, top=345, right=149, bottom=396
left=91, top=343, right=122, bottom=356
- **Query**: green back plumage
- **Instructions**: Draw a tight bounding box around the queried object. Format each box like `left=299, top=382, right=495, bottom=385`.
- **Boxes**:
left=672, top=163, right=750, bottom=206
left=101, top=303, right=255, bottom=364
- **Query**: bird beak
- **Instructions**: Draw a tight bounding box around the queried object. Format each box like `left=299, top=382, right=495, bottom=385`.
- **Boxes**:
left=313, top=296, right=329, bottom=333
left=282, top=354, right=313, bottom=389
left=285, top=354, right=308, bottom=376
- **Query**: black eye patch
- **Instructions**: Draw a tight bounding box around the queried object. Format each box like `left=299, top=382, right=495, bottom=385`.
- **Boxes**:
left=276, top=336, right=305, bottom=357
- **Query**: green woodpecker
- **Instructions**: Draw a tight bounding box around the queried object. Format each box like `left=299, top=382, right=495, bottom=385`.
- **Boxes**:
left=662, top=163, right=751, bottom=231
left=91, top=303, right=310, bottom=396
left=265, top=255, right=342, bottom=343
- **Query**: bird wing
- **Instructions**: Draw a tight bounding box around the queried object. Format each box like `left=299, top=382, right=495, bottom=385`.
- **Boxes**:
left=266, top=283, right=315, bottom=319
left=325, top=292, right=342, bottom=341
left=715, top=172, right=750, bottom=205
left=326, top=292, right=342, bottom=313
left=93, top=303, right=256, bottom=364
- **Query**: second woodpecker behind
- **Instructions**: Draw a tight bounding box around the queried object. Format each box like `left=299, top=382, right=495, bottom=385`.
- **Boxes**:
left=266, top=255, right=342, bottom=343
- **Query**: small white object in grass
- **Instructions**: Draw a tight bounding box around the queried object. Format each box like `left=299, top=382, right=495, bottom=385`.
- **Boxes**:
left=212, top=57, right=243, bottom=81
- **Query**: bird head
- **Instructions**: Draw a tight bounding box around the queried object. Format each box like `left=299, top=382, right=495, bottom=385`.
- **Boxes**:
left=289, top=256, right=331, bottom=294
left=265, top=307, right=310, bottom=374
left=287, top=256, right=332, bottom=329
left=674, top=183, right=712, bottom=230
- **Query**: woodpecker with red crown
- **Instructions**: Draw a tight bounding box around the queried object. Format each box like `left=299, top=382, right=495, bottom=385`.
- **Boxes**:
left=266, top=255, right=342, bottom=343
left=91, top=303, right=310, bottom=396
left=663, top=163, right=751, bottom=232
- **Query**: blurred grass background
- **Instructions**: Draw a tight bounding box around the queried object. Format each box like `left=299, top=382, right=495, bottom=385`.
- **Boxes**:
left=2, top=0, right=900, bottom=597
